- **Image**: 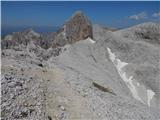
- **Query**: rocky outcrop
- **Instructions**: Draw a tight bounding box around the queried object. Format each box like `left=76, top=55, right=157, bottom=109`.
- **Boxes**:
left=52, top=11, right=93, bottom=47
left=36, top=32, right=56, bottom=49
left=93, top=81, right=116, bottom=95
left=1, top=29, right=41, bottom=49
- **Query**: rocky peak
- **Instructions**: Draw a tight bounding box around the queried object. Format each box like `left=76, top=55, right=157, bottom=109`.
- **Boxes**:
left=2, top=28, right=41, bottom=49
left=53, top=11, right=93, bottom=47
left=69, top=11, right=89, bottom=23
left=23, top=28, right=40, bottom=38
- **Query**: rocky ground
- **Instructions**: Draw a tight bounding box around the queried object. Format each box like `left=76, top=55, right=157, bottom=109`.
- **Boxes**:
left=1, top=11, right=160, bottom=120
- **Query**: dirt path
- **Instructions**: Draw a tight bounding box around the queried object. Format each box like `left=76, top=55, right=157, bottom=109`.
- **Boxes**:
left=42, top=68, right=92, bottom=120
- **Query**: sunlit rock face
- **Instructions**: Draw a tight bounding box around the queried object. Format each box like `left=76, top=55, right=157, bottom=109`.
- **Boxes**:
left=107, top=47, right=155, bottom=107
left=53, top=11, right=93, bottom=47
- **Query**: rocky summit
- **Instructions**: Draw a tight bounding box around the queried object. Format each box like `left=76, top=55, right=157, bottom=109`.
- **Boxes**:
left=1, top=11, right=160, bottom=120
left=52, top=11, right=93, bottom=47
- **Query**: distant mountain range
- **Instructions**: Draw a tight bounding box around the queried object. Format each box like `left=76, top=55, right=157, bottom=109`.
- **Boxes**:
left=1, top=26, right=60, bottom=37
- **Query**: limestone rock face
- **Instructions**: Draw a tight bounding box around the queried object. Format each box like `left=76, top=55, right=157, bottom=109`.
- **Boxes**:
left=53, top=11, right=93, bottom=47
left=1, top=29, right=41, bottom=49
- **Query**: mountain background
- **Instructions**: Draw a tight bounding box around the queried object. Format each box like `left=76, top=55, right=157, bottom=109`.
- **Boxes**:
left=1, top=26, right=60, bottom=37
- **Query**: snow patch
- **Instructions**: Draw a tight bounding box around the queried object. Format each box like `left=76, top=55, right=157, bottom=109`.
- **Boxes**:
left=107, top=48, right=116, bottom=63
left=116, top=59, right=128, bottom=70
left=147, top=89, right=155, bottom=107
left=82, top=37, right=96, bottom=44
left=121, top=72, right=144, bottom=103
left=87, top=37, right=96, bottom=43
left=89, top=39, right=96, bottom=43
left=107, top=47, right=144, bottom=103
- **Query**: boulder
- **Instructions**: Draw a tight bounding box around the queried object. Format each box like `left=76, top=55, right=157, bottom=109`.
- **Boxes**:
left=92, top=81, right=116, bottom=95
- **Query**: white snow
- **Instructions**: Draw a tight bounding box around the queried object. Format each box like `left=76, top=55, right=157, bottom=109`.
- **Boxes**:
left=87, top=37, right=96, bottom=43
left=107, top=48, right=116, bottom=63
left=83, top=37, right=96, bottom=44
left=116, top=59, right=128, bottom=70
left=89, top=39, right=96, bottom=43
left=137, top=82, right=140, bottom=86
left=147, top=89, right=155, bottom=107
left=121, top=72, right=144, bottom=103
left=107, top=47, right=144, bottom=103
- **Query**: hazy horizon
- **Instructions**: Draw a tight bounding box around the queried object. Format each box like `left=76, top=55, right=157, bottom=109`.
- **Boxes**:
left=1, top=26, right=60, bottom=36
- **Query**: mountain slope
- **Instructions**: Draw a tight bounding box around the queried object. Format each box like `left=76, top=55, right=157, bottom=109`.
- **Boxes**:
left=45, top=37, right=156, bottom=119
left=114, top=22, right=160, bottom=46
left=1, top=12, right=160, bottom=119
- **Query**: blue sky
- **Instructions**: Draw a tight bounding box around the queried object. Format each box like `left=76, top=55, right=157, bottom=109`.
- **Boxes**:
left=2, top=1, right=160, bottom=28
